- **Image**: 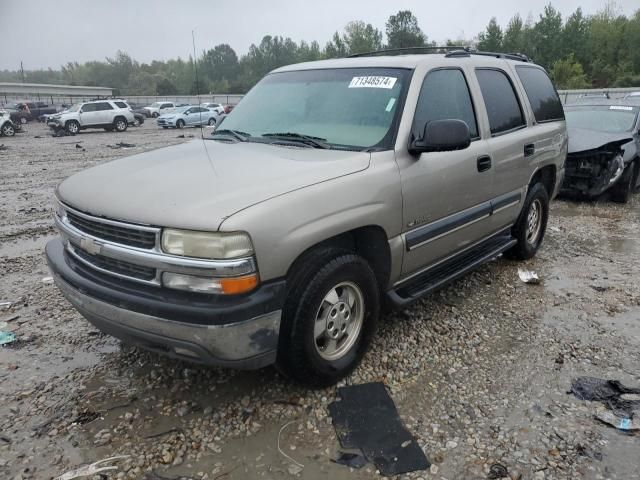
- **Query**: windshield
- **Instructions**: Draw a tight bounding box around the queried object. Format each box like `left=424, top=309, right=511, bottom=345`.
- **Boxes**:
left=174, top=106, right=190, bottom=113
left=565, top=105, right=638, bottom=133
left=218, top=68, right=411, bottom=150
left=150, top=102, right=162, bottom=108
left=67, top=104, right=81, bottom=112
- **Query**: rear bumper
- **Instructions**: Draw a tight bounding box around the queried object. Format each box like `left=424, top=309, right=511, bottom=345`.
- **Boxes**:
left=46, top=239, right=285, bottom=369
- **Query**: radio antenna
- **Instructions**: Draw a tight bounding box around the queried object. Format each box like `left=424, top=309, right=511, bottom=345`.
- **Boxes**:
left=192, top=30, right=203, bottom=139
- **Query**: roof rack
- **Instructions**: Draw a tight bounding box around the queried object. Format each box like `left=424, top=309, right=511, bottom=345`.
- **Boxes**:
left=348, top=46, right=470, bottom=57
left=348, top=46, right=531, bottom=63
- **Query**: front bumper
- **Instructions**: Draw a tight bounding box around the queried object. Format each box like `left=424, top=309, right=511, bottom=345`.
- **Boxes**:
left=46, top=239, right=286, bottom=369
left=157, top=118, right=176, bottom=127
left=561, top=152, right=625, bottom=197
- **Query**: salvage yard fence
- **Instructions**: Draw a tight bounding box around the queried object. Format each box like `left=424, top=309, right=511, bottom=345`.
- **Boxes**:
left=0, top=93, right=245, bottom=108
left=557, top=87, right=638, bottom=104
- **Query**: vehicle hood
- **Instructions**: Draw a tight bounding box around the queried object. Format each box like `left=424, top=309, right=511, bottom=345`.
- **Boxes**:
left=57, top=140, right=371, bottom=231
left=568, top=127, right=633, bottom=154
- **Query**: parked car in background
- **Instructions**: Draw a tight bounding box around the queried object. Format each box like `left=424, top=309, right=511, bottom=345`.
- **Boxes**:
left=129, top=103, right=151, bottom=118
left=4, top=101, right=58, bottom=124
left=624, top=91, right=640, bottom=100
left=201, top=102, right=225, bottom=115
left=0, top=110, right=17, bottom=136
left=144, top=102, right=175, bottom=117
left=157, top=105, right=218, bottom=128
left=47, top=99, right=134, bottom=134
left=48, top=50, right=567, bottom=386
left=131, top=112, right=145, bottom=127
left=223, top=104, right=235, bottom=114
left=563, top=99, right=640, bottom=202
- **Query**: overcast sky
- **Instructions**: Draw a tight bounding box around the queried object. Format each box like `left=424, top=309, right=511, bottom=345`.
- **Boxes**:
left=2, top=0, right=637, bottom=71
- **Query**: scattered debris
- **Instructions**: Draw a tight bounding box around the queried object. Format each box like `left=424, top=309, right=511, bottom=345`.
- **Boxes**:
left=177, top=134, right=185, bottom=138
left=0, top=144, right=8, bottom=151
left=108, top=142, right=136, bottom=149
left=0, top=331, right=16, bottom=345
left=518, top=268, right=540, bottom=284
left=488, top=463, right=509, bottom=479
left=144, top=427, right=182, bottom=439
left=75, top=143, right=82, bottom=149
left=590, top=284, right=609, bottom=292
left=595, top=410, right=640, bottom=432
left=54, top=455, right=129, bottom=480
left=575, top=443, right=603, bottom=461
left=42, top=276, right=54, bottom=284
left=277, top=420, right=304, bottom=470
left=0, top=301, right=11, bottom=308
left=570, top=376, right=640, bottom=415
left=331, top=451, right=367, bottom=469
left=328, top=382, right=429, bottom=475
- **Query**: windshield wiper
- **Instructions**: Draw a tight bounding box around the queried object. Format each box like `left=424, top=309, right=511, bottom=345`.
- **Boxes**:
left=262, top=132, right=329, bottom=149
left=211, top=129, right=250, bottom=142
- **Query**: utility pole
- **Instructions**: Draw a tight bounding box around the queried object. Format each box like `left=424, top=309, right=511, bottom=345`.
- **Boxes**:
left=20, top=61, right=25, bottom=83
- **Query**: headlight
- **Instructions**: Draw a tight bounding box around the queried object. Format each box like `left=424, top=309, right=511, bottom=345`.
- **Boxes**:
left=161, top=229, right=254, bottom=259
left=162, top=272, right=258, bottom=294
left=609, top=154, right=625, bottom=184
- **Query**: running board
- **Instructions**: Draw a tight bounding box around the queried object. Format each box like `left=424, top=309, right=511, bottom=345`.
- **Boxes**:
left=387, top=234, right=517, bottom=308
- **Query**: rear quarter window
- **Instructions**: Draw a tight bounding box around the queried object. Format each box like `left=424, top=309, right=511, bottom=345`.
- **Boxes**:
left=114, top=101, right=128, bottom=108
left=516, top=66, right=564, bottom=123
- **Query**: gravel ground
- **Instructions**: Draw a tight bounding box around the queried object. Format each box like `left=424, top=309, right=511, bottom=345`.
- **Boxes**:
left=1, top=122, right=639, bottom=480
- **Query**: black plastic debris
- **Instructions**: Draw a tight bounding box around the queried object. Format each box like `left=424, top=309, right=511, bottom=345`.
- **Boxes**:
left=488, top=463, right=509, bottom=479
left=331, top=451, right=367, bottom=469
left=570, top=376, right=640, bottom=416
left=328, top=382, right=429, bottom=476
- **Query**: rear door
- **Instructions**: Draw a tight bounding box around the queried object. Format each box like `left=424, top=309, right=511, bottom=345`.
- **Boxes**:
left=398, top=67, right=496, bottom=276
left=473, top=67, right=531, bottom=230
left=95, top=102, right=115, bottom=124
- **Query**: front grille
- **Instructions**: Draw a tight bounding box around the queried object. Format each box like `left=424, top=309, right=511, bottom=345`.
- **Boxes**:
left=67, top=211, right=156, bottom=249
left=73, top=247, right=156, bottom=281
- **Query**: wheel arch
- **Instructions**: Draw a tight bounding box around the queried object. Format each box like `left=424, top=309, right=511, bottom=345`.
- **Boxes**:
left=528, top=164, right=556, bottom=198
left=285, top=225, right=392, bottom=294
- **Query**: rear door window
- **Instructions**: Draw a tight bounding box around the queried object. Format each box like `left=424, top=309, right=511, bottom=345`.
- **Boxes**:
left=161, top=103, right=173, bottom=109
left=95, top=102, right=113, bottom=111
left=515, top=66, right=564, bottom=123
left=412, top=68, right=479, bottom=140
left=476, top=69, right=526, bottom=135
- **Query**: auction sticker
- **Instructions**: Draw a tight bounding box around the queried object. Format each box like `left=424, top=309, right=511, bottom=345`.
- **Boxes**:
left=610, top=105, right=633, bottom=111
left=349, top=76, right=397, bottom=89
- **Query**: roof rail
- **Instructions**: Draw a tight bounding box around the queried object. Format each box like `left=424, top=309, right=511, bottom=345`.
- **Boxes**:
left=347, top=46, right=531, bottom=63
left=348, top=46, right=470, bottom=58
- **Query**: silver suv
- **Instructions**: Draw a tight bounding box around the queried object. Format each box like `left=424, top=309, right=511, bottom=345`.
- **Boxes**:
left=47, top=49, right=567, bottom=386
left=47, top=99, right=135, bottom=135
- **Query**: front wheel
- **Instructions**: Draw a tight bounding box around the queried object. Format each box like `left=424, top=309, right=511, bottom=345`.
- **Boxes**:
left=65, top=120, right=80, bottom=135
left=611, top=161, right=636, bottom=204
left=208, top=118, right=216, bottom=126
left=276, top=251, right=379, bottom=387
left=1, top=122, right=15, bottom=136
left=176, top=119, right=185, bottom=129
left=152, top=112, right=159, bottom=118
left=504, top=183, right=549, bottom=260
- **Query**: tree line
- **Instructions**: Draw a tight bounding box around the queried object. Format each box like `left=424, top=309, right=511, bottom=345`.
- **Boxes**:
left=1, top=4, right=638, bottom=95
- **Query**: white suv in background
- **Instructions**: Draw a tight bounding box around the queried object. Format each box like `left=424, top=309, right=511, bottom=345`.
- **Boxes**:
left=144, top=102, right=176, bottom=117
left=47, top=100, right=135, bottom=135
left=200, top=102, right=225, bottom=115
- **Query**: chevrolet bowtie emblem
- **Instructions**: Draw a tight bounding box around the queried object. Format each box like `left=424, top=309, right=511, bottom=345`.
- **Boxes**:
left=80, top=237, right=102, bottom=255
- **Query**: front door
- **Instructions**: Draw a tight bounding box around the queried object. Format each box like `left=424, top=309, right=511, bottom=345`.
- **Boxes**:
left=397, top=67, right=496, bottom=277
left=79, top=103, right=100, bottom=126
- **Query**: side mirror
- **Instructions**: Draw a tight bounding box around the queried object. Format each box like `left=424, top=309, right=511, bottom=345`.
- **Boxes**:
left=79, top=108, right=84, bottom=113
left=409, top=119, right=471, bottom=155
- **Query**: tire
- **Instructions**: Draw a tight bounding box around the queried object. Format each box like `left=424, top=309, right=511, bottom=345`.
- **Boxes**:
left=113, top=117, right=128, bottom=132
left=152, top=112, right=159, bottom=118
left=176, top=119, right=185, bottom=129
left=276, top=249, right=380, bottom=387
left=504, top=183, right=549, bottom=260
left=208, top=117, right=216, bottom=126
left=610, top=161, right=636, bottom=204
left=65, top=120, right=80, bottom=135
left=132, top=118, right=140, bottom=127
left=1, top=122, right=15, bottom=137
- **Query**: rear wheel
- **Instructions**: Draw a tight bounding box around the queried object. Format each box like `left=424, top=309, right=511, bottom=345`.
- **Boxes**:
left=176, top=119, right=185, bottom=129
left=65, top=120, right=80, bottom=135
left=276, top=250, right=379, bottom=387
left=152, top=112, right=159, bottom=118
left=1, top=122, right=15, bottom=136
left=113, top=117, right=127, bottom=132
left=208, top=117, right=216, bottom=126
left=611, top=160, right=636, bottom=204
left=504, top=183, right=549, bottom=260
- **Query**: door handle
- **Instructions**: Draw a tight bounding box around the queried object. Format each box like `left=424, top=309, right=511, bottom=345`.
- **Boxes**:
left=477, top=155, right=492, bottom=172
left=524, top=143, right=535, bottom=157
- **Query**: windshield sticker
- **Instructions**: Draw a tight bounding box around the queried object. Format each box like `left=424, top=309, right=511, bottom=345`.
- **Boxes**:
left=385, top=98, right=396, bottom=112
left=349, top=76, right=397, bottom=89
left=610, top=106, right=633, bottom=111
